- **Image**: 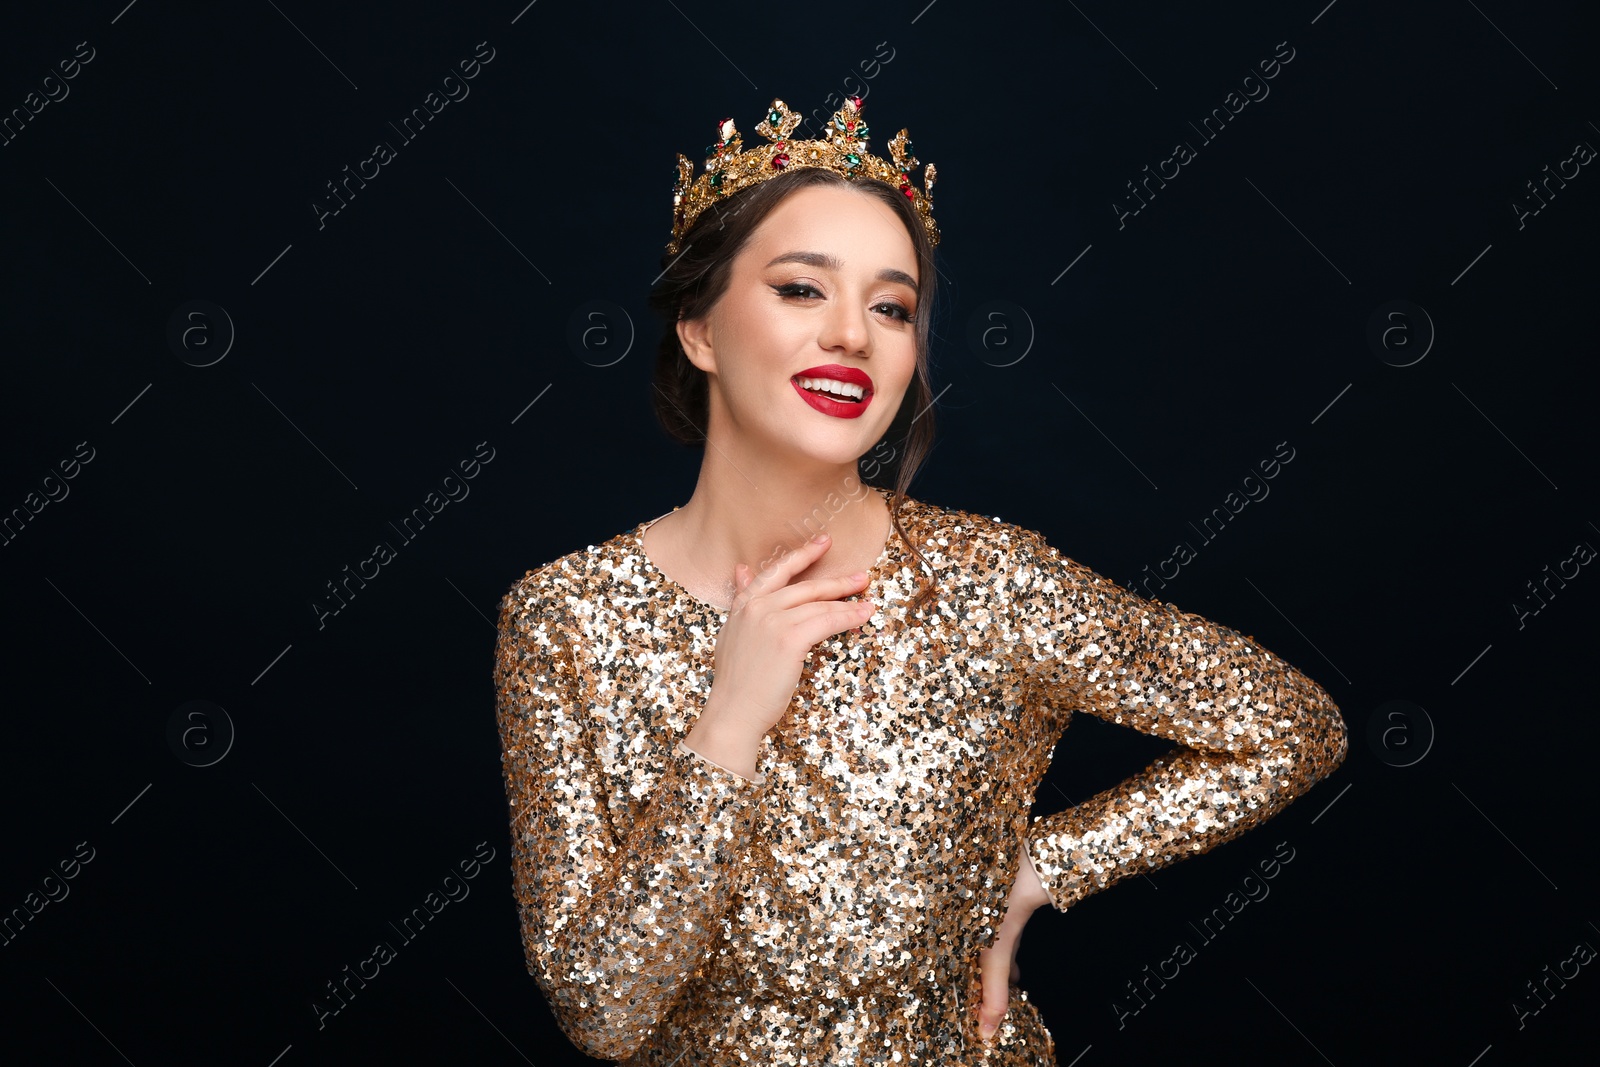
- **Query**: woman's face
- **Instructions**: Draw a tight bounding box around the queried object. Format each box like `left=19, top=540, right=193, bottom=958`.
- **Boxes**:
left=677, top=182, right=921, bottom=469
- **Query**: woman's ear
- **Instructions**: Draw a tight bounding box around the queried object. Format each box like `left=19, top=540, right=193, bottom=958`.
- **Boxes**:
left=676, top=315, right=716, bottom=374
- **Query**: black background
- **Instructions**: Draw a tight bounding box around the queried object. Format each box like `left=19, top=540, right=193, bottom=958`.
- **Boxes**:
left=2, top=1, right=1596, bottom=1065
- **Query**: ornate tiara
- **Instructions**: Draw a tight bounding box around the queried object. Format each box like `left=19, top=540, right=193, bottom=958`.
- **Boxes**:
left=667, top=95, right=939, bottom=256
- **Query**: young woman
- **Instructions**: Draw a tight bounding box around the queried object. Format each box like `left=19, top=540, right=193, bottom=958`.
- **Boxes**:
left=493, top=96, right=1348, bottom=1065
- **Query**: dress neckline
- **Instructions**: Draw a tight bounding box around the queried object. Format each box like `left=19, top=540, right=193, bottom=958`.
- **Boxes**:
left=632, top=486, right=903, bottom=617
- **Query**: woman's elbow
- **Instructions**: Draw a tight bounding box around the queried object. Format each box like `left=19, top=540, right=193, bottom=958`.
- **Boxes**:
left=1280, top=693, right=1348, bottom=790
left=557, top=1010, right=648, bottom=1062
left=1310, top=687, right=1349, bottom=776
left=531, top=967, right=662, bottom=1061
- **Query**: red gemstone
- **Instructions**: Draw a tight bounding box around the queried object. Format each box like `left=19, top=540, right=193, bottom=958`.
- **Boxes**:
left=899, top=183, right=914, bottom=198
left=772, top=152, right=790, bottom=168
left=849, top=96, right=863, bottom=111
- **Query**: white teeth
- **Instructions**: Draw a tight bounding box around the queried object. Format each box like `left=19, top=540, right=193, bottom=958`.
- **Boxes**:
left=795, top=375, right=867, bottom=401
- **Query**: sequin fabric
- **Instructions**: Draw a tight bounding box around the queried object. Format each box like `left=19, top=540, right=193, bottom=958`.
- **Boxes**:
left=493, top=492, right=1348, bottom=1065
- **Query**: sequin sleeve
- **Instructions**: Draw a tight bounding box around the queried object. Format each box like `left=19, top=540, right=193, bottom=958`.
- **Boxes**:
left=1010, top=529, right=1348, bottom=912
left=493, top=574, right=770, bottom=1061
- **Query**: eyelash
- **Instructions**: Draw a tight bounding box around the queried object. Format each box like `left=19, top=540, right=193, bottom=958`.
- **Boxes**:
left=773, top=283, right=915, bottom=324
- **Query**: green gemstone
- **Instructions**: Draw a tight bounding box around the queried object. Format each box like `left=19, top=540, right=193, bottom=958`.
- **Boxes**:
left=768, top=110, right=782, bottom=124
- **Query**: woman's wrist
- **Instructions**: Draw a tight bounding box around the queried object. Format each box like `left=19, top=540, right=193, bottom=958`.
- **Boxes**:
left=683, top=705, right=766, bottom=780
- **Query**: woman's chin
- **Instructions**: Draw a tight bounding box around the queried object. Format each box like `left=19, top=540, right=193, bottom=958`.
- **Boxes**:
left=781, top=430, right=886, bottom=471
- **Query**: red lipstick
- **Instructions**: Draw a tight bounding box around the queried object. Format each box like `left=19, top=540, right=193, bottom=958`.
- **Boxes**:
left=791, top=364, right=874, bottom=419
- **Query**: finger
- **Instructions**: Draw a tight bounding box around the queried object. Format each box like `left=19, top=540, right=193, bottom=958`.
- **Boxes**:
left=743, top=533, right=834, bottom=593
left=774, top=597, right=877, bottom=647
left=755, top=570, right=870, bottom=612
left=976, top=940, right=1013, bottom=1044
left=732, top=572, right=870, bottom=620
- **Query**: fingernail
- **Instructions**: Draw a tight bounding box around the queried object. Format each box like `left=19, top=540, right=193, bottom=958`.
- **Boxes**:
left=812, top=533, right=829, bottom=543
left=980, top=1021, right=997, bottom=1042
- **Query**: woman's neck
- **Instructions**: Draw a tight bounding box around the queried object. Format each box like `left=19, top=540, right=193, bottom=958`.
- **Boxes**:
left=645, top=456, right=892, bottom=610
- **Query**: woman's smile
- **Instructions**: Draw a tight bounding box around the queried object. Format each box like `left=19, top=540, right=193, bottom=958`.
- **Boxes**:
left=791, top=363, right=875, bottom=419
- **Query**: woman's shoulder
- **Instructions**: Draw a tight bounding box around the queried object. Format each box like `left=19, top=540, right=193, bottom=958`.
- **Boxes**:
left=498, top=519, right=649, bottom=623
left=900, top=495, right=1119, bottom=612
left=896, top=492, right=1054, bottom=562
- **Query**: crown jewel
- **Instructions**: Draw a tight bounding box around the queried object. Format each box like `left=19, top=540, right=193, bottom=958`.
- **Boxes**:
left=668, top=96, right=939, bottom=256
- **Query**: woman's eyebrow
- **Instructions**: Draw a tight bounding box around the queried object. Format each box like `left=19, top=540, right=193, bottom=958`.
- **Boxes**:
left=764, top=250, right=918, bottom=295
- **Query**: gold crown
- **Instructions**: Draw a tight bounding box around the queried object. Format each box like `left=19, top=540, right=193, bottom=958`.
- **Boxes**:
left=668, top=95, right=939, bottom=256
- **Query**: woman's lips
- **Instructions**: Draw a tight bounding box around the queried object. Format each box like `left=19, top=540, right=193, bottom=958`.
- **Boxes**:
left=791, top=365, right=873, bottom=419
left=790, top=375, right=876, bottom=415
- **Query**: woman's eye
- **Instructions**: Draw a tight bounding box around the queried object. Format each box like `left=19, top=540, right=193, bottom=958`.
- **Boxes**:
left=773, top=284, right=913, bottom=323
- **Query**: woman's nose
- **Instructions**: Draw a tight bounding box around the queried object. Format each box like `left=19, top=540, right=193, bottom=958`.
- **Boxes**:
left=819, top=300, right=870, bottom=355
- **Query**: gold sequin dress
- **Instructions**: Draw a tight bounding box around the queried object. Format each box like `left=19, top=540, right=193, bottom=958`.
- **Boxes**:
left=493, top=489, right=1348, bottom=1065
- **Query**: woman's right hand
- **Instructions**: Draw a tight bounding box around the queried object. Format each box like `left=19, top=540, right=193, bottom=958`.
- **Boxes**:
left=690, top=533, right=875, bottom=755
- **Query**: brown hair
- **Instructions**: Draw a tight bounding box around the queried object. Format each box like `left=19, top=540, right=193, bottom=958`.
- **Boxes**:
left=648, top=166, right=941, bottom=616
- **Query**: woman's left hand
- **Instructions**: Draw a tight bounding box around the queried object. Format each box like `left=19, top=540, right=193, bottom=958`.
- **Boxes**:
left=976, top=840, right=1054, bottom=1044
